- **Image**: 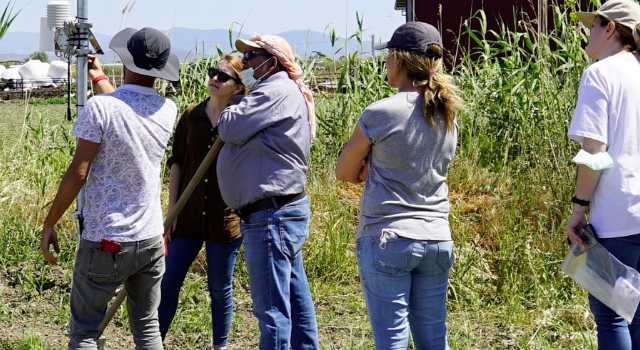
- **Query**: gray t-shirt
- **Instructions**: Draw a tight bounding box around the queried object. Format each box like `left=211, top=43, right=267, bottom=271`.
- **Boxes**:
left=356, top=91, right=457, bottom=241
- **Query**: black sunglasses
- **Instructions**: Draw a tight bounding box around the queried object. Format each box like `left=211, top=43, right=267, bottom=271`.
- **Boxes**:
left=243, top=50, right=272, bottom=61
left=207, top=68, right=241, bottom=84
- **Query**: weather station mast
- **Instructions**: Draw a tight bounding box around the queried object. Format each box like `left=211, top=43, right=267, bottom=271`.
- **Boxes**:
left=40, top=0, right=103, bottom=272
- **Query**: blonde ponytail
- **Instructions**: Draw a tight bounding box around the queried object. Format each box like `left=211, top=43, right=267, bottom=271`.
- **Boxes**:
left=390, top=46, right=463, bottom=133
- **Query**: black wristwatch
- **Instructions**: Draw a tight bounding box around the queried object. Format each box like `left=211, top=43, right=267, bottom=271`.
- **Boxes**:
left=571, top=195, right=590, bottom=207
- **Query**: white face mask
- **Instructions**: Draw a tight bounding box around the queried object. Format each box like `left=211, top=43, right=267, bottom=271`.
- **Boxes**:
left=240, top=58, right=272, bottom=90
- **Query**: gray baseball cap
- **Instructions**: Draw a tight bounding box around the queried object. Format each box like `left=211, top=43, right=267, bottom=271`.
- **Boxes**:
left=575, top=0, right=640, bottom=31
left=373, top=22, right=442, bottom=54
left=109, top=27, right=180, bottom=83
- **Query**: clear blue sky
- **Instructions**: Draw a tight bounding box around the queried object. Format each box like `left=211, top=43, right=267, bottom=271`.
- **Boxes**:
left=9, top=0, right=406, bottom=41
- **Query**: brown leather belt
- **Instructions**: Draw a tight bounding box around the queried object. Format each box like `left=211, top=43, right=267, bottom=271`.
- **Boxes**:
left=238, top=192, right=306, bottom=220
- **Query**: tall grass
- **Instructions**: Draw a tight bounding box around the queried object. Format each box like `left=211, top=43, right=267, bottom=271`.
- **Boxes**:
left=442, top=3, right=595, bottom=347
left=0, top=3, right=601, bottom=348
left=0, top=0, right=21, bottom=43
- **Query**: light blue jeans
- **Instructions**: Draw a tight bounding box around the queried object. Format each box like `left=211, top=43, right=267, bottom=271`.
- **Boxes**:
left=69, top=235, right=165, bottom=350
left=356, top=233, right=454, bottom=350
left=158, top=236, right=243, bottom=347
left=589, top=233, right=640, bottom=350
left=240, top=195, right=319, bottom=350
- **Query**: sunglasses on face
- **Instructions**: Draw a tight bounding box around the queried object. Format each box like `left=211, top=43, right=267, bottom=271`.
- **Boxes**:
left=207, top=68, right=241, bottom=84
left=243, top=50, right=272, bottom=61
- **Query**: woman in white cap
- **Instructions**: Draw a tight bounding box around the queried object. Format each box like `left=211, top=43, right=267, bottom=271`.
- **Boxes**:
left=567, top=0, right=640, bottom=348
left=335, top=22, right=462, bottom=349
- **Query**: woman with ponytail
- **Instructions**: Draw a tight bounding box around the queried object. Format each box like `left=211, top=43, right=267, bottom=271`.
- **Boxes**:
left=335, top=22, right=462, bottom=349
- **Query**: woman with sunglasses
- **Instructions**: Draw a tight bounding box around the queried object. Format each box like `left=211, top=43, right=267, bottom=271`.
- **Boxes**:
left=158, top=54, right=246, bottom=350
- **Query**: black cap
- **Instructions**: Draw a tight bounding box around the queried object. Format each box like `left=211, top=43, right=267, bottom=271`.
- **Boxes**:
left=373, top=22, right=442, bottom=54
left=109, top=27, right=180, bottom=83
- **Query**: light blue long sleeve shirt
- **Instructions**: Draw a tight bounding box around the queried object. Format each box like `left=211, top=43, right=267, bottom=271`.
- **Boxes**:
left=217, top=71, right=310, bottom=210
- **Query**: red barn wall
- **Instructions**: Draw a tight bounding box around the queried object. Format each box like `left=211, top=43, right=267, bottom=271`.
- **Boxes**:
left=402, top=0, right=594, bottom=68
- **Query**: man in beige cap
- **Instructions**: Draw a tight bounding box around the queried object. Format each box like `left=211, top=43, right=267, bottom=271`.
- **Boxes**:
left=216, top=35, right=319, bottom=350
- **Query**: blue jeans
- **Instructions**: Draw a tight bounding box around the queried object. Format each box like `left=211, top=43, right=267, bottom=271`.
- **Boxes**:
left=589, top=233, right=640, bottom=350
left=69, top=235, right=165, bottom=350
left=240, top=195, right=319, bottom=350
left=356, top=233, right=454, bottom=350
left=158, top=236, right=243, bottom=347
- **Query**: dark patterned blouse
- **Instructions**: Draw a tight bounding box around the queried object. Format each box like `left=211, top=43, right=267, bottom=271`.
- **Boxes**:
left=167, top=99, right=241, bottom=242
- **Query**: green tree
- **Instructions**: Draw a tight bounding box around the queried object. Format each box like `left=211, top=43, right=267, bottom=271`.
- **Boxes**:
left=27, top=51, right=49, bottom=63
left=0, top=1, right=21, bottom=43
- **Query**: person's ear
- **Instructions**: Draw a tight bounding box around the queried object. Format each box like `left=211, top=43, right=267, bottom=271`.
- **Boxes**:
left=606, top=22, right=616, bottom=37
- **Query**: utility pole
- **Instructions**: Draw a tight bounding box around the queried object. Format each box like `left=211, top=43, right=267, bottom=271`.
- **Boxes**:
left=345, top=0, right=349, bottom=57
left=195, top=37, right=198, bottom=59
left=371, top=34, right=375, bottom=57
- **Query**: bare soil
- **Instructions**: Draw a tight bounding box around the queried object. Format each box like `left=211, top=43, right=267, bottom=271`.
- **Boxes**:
left=0, top=262, right=255, bottom=349
left=0, top=260, right=362, bottom=349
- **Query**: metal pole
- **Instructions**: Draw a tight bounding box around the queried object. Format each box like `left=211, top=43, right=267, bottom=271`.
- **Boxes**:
left=407, top=0, right=414, bottom=21
left=76, top=0, right=89, bottom=111
left=371, top=34, right=374, bottom=57
left=71, top=0, right=90, bottom=241
left=345, top=0, right=348, bottom=57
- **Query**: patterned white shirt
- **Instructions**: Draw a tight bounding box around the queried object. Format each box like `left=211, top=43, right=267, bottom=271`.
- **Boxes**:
left=72, top=84, right=177, bottom=242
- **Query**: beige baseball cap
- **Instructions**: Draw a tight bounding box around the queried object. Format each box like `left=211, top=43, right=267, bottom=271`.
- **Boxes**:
left=575, top=0, right=640, bottom=30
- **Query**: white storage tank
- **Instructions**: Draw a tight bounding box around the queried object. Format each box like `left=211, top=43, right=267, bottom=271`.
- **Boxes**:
left=47, top=60, right=68, bottom=79
left=1, top=67, right=21, bottom=80
left=1, top=68, right=23, bottom=89
left=19, top=60, right=49, bottom=79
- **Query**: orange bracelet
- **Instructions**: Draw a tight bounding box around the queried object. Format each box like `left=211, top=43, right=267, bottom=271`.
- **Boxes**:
left=91, top=74, right=108, bottom=86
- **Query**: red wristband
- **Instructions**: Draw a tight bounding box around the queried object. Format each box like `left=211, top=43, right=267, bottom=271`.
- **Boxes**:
left=91, top=74, right=108, bottom=86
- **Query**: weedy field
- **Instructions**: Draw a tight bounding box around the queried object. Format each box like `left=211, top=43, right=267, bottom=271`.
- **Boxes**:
left=0, top=6, right=601, bottom=350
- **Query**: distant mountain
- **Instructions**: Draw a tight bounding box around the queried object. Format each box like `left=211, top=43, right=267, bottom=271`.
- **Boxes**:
left=0, top=27, right=375, bottom=63
left=1, top=31, right=112, bottom=54
left=0, top=31, right=112, bottom=62
left=277, top=29, right=375, bottom=58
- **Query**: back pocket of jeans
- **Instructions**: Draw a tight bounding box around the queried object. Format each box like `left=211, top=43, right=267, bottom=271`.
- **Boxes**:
left=278, top=215, right=309, bottom=259
left=435, top=243, right=455, bottom=273
left=87, top=249, right=125, bottom=283
left=372, top=239, right=410, bottom=276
